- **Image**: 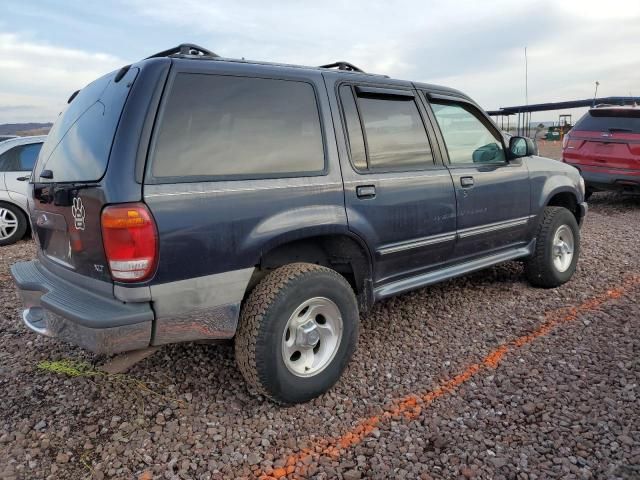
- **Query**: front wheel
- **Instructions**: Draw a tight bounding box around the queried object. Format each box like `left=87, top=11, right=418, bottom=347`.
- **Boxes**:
left=235, top=263, right=359, bottom=404
left=526, top=206, right=580, bottom=288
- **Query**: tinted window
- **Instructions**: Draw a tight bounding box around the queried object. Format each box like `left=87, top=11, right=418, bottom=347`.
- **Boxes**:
left=574, top=109, right=640, bottom=133
left=34, top=67, right=139, bottom=182
left=357, top=94, right=432, bottom=170
left=339, top=86, right=367, bottom=170
left=152, top=74, right=325, bottom=179
left=432, top=102, right=505, bottom=165
left=0, top=143, right=43, bottom=172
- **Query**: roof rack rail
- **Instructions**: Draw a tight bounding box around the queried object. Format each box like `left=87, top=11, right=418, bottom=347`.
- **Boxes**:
left=146, top=43, right=219, bottom=59
left=319, top=61, right=364, bottom=73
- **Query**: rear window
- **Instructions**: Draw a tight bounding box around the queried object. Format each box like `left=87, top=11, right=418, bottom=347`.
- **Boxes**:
left=574, top=109, right=640, bottom=134
left=150, top=73, right=325, bottom=180
left=34, top=67, right=139, bottom=183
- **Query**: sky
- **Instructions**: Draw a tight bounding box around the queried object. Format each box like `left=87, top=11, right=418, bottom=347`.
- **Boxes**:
left=1, top=0, right=640, bottom=125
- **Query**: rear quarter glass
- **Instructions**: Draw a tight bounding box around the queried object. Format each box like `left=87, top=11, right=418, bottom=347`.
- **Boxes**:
left=34, top=67, right=140, bottom=183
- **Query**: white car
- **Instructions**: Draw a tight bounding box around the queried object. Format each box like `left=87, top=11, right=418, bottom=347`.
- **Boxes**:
left=0, top=135, right=46, bottom=245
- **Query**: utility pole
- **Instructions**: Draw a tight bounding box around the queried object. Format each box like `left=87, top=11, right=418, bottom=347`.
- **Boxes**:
left=593, top=81, right=599, bottom=107
left=525, top=47, right=529, bottom=136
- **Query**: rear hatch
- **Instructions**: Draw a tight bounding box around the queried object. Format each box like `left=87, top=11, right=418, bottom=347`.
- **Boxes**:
left=30, top=66, right=140, bottom=283
left=564, top=107, right=640, bottom=170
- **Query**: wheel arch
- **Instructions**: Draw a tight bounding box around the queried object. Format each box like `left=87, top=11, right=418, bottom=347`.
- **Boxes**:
left=250, top=231, right=375, bottom=311
left=545, top=189, right=579, bottom=223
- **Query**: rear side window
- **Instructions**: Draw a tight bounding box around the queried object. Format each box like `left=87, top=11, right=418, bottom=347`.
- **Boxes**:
left=574, top=109, right=640, bottom=133
left=0, top=143, right=43, bottom=171
left=339, top=86, right=433, bottom=172
left=151, top=73, right=325, bottom=180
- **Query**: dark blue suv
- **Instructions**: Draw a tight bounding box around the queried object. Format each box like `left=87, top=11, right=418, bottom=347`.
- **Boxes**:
left=11, top=45, right=587, bottom=403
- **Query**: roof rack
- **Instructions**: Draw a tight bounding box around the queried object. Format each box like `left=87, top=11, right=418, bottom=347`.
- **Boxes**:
left=319, top=61, right=364, bottom=73
left=146, top=43, right=219, bottom=59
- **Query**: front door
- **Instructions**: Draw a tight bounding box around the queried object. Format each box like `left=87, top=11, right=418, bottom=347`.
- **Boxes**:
left=427, top=98, right=531, bottom=260
left=333, top=82, right=457, bottom=285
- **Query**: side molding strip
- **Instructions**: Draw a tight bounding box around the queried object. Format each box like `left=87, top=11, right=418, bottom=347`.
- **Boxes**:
left=376, top=216, right=533, bottom=256
left=457, top=216, right=531, bottom=239
left=377, top=232, right=457, bottom=256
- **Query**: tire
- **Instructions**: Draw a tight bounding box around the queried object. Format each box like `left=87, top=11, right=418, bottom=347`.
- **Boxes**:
left=235, top=263, right=359, bottom=404
left=526, top=206, right=580, bottom=288
left=0, top=203, right=28, bottom=246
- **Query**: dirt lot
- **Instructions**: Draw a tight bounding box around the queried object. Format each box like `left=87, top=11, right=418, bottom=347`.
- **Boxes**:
left=1, top=192, right=639, bottom=480
left=536, top=140, right=563, bottom=161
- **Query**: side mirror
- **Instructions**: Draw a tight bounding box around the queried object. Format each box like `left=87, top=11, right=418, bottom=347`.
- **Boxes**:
left=509, top=136, right=538, bottom=159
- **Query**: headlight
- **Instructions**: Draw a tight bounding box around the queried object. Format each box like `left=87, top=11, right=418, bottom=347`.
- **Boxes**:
left=579, top=176, right=585, bottom=196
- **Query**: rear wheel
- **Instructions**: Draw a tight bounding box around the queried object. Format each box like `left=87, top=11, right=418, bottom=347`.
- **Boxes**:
left=526, top=206, right=580, bottom=288
left=235, top=263, right=359, bottom=404
left=0, top=203, right=27, bottom=246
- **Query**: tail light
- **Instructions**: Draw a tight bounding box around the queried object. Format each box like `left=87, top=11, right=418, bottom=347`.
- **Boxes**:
left=562, top=134, right=570, bottom=149
left=101, top=203, right=158, bottom=282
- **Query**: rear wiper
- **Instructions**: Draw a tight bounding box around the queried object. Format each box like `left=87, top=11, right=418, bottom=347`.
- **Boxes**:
left=608, top=127, right=633, bottom=132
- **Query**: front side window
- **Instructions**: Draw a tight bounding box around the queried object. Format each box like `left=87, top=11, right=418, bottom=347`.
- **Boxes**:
left=339, top=86, right=434, bottom=171
left=431, top=102, right=505, bottom=165
left=0, top=143, right=43, bottom=172
left=151, top=74, right=325, bottom=179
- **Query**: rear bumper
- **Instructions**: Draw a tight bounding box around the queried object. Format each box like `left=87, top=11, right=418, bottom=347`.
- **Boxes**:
left=568, top=163, right=640, bottom=193
left=11, top=260, right=154, bottom=354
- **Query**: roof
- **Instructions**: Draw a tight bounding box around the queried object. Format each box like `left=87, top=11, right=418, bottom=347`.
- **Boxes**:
left=141, top=43, right=462, bottom=95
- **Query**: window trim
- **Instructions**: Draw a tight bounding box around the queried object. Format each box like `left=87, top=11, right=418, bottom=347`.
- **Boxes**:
left=336, top=81, right=438, bottom=175
left=145, top=71, right=329, bottom=185
left=425, top=95, right=508, bottom=168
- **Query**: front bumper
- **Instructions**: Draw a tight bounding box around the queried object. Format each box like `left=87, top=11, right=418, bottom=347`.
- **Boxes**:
left=11, top=260, right=154, bottom=354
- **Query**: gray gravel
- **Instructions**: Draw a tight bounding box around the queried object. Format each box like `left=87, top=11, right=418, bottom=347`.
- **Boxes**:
left=1, top=192, right=639, bottom=480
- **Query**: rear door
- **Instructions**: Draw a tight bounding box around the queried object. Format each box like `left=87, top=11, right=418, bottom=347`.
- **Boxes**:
left=424, top=94, right=531, bottom=260
left=333, top=82, right=457, bottom=285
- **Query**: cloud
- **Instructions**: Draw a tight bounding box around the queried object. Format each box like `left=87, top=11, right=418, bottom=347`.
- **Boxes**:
left=2, top=0, right=640, bottom=124
left=128, top=0, right=640, bottom=120
left=0, top=32, right=124, bottom=123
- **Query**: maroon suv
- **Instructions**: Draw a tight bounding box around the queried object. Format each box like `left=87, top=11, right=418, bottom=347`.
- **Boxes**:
left=563, top=106, right=640, bottom=198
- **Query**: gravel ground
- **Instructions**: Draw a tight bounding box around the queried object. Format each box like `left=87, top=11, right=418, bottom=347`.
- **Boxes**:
left=1, top=193, right=639, bottom=480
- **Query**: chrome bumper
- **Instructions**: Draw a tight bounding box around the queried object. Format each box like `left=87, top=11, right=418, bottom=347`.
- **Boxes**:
left=11, top=261, right=153, bottom=354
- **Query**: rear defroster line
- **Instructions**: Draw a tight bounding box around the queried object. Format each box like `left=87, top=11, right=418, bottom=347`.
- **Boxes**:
left=257, top=275, right=640, bottom=479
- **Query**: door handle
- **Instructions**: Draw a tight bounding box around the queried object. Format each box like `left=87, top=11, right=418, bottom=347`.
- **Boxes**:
left=460, top=176, right=474, bottom=188
left=16, top=176, right=30, bottom=181
left=356, top=185, right=376, bottom=199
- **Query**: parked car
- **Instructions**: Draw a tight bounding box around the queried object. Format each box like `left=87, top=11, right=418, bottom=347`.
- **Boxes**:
left=563, top=105, right=640, bottom=198
left=11, top=45, right=586, bottom=404
left=0, top=135, right=46, bottom=245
